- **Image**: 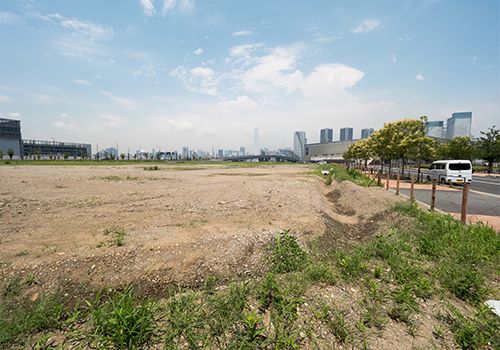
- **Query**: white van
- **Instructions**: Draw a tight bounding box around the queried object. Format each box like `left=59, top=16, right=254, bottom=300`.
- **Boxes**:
left=426, top=160, right=473, bottom=185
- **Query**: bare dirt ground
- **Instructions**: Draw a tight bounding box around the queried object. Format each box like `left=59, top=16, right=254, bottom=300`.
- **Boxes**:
left=3, top=163, right=476, bottom=349
left=0, top=163, right=401, bottom=297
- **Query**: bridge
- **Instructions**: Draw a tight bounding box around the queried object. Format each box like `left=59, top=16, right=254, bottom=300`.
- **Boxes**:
left=220, top=155, right=299, bottom=163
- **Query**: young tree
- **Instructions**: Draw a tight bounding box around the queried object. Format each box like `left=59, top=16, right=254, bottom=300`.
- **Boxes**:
left=369, top=122, right=396, bottom=173
left=63, top=152, right=70, bottom=160
left=133, top=154, right=137, bottom=160
left=7, top=148, right=15, bottom=160
left=0, top=149, right=5, bottom=160
left=437, top=136, right=475, bottom=160
left=120, top=153, right=126, bottom=160
left=28, top=150, right=35, bottom=160
left=144, top=152, right=149, bottom=160
left=49, top=153, right=53, bottom=160
left=476, top=125, right=500, bottom=174
left=35, top=150, right=42, bottom=160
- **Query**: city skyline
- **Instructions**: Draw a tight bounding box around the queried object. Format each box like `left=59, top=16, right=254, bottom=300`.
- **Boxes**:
left=1, top=1, right=498, bottom=152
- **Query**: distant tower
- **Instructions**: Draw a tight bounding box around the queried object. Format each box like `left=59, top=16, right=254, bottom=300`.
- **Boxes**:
left=293, top=131, right=307, bottom=161
left=446, top=112, right=472, bottom=139
left=320, top=128, right=333, bottom=143
left=361, top=128, right=374, bottom=139
left=240, top=147, right=245, bottom=156
left=340, top=127, right=353, bottom=141
left=254, top=127, right=259, bottom=155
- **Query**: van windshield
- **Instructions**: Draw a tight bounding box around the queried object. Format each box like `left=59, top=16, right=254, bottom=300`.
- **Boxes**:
left=449, top=163, right=471, bottom=171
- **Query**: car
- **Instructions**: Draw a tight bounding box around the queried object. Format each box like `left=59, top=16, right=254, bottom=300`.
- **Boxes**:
left=426, top=160, right=472, bottom=185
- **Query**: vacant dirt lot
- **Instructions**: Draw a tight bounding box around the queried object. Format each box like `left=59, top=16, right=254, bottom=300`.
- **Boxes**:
left=0, top=163, right=401, bottom=298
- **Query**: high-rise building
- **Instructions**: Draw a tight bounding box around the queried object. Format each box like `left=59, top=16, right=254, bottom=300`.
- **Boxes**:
left=254, top=127, right=259, bottom=155
left=217, top=149, right=224, bottom=158
left=182, top=146, right=189, bottom=159
left=361, top=128, right=374, bottom=139
left=320, top=128, right=333, bottom=143
left=425, top=121, right=444, bottom=138
left=446, top=112, right=472, bottom=139
left=240, top=147, right=245, bottom=156
left=293, top=131, right=307, bottom=161
left=340, top=127, right=353, bottom=141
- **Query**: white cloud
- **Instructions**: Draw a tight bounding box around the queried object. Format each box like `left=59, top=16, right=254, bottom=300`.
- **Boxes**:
left=171, top=66, right=219, bottom=95
left=232, top=30, right=253, bottom=36
left=0, top=94, right=12, bottom=102
left=168, top=120, right=195, bottom=131
left=0, top=112, right=21, bottom=118
left=101, top=91, right=139, bottom=109
left=54, top=37, right=107, bottom=60
left=193, top=48, right=203, bottom=55
left=392, top=53, right=397, bottom=62
left=314, top=36, right=341, bottom=42
left=133, top=64, right=157, bottom=77
left=54, top=121, right=78, bottom=131
left=161, top=0, right=195, bottom=15
left=416, top=71, right=424, bottom=80
left=216, top=96, right=258, bottom=109
left=351, top=19, right=381, bottom=34
left=0, top=12, right=24, bottom=25
left=300, top=64, right=365, bottom=99
left=73, top=79, right=94, bottom=86
left=398, top=34, right=414, bottom=41
left=139, top=0, right=156, bottom=16
left=59, top=18, right=113, bottom=41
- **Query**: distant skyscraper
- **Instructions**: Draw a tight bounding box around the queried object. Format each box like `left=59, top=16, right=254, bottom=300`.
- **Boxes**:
left=182, top=146, right=189, bottom=159
left=254, top=127, right=259, bottom=155
left=217, top=149, right=224, bottom=158
left=240, top=147, right=245, bottom=156
left=361, top=128, right=374, bottom=139
left=425, top=121, right=444, bottom=138
left=446, top=112, right=472, bottom=139
left=293, top=131, right=307, bottom=161
left=320, top=128, right=333, bottom=143
left=340, top=127, right=353, bottom=141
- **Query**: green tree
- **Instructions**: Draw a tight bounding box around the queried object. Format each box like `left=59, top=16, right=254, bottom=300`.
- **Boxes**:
left=436, top=136, right=475, bottom=161
left=155, top=152, right=160, bottom=160
left=35, top=150, right=42, bottom=160
left=28, top=150, right=35, bottom=160
left=49, top=152, right=53, bottom=160
left=0, top=149, right=5, bottom=160
left=63, top=152, right=70, bottom=160
left=133, top=154, right=137, bottom=160
left=369, top=122, right=396, bottom=173
left=95, top=152, right=100, bottom=160
left=7, top=148, right=15, bottom=160
left=144, top=152, right=149, bottom=160
left=120, top=153, right=126, bottom=160
left=476, top=126, right=500, bottom=173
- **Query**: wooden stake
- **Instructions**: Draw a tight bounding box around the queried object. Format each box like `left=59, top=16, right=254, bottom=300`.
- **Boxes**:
left=461, top=183, right=469, bottom=225
left=378, top=170, right=381, bottom=186
left=386, top=171, right=390, bottom=190
left=410, top=175, right=414, bottom=200
left=431, top=179, right=437, bottom=211
left=396, top=173, right=400, bottom=195
left=369, top=170, right=381, bottom=186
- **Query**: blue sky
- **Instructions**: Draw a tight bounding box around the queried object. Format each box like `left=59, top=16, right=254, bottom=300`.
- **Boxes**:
left=1, top=0, right=498, bottom=154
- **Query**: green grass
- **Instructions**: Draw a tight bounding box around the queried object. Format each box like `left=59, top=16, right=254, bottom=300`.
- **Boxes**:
left=2, top=202, right=500, bottom=349
left=311, top=164, right=377, bottom=186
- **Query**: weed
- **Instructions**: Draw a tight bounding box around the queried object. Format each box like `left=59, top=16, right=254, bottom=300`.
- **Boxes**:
left=265, top=230, right=308, bottom=274
left=318, top=302, right=351, bottom=344
left=100, top=175, right=121, bottom=181
left=144, top=165, right=161, bottom=171
left=76, top=286, right=159, bottom=349
left=15, top=249, right=29, bottom=257
left=98, top=227, right=128, bottom=247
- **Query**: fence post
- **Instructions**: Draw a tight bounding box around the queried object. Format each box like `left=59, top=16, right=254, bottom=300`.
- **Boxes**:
left=410, top=175, right=414, bottom=200
left=377, top=170, right=381, bottom=186
left=386, top=171, right=390, bottom=190
left=396, top=173, right=400, bottom=195
left=431, top=179, right=437, bottom=211
left=461, top=183, right=469, bottom=225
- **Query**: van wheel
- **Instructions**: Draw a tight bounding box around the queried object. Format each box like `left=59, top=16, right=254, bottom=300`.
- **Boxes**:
left=440, top=177, right=446, bottom=185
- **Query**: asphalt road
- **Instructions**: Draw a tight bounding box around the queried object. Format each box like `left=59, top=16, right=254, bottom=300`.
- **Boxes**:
left=398, top=187, right=500, bottom=217
left=378, top=167, right=500, bottom=196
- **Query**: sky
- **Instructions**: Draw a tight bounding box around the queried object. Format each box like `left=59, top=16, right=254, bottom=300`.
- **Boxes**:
left=1, top=0, right=498, bottom=154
